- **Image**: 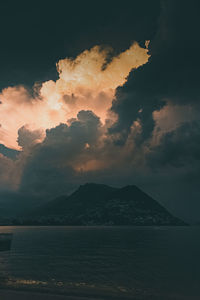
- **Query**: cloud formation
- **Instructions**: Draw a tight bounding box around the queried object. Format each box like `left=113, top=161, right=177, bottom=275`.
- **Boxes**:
left=0, top=43, right=149, bottom=150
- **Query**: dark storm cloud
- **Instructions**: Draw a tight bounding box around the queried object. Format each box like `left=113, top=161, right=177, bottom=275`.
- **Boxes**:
left=20, top=110, right=102, bottom=196
left=0, top=144, right=19, bottom=159
left=147, top=120, right=200, bottom=168
left=0, top=0, right=160, bottom=89
left=100, top=0, right=200, bottom=222
left=17, top=126, right=44, bottom=149
left=110, top=0, right=200, bottom=143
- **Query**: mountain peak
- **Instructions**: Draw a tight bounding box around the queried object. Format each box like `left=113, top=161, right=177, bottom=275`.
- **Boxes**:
left=26, top=183, right=186, bottom=226
left=75, top=183, right=117, bottom=195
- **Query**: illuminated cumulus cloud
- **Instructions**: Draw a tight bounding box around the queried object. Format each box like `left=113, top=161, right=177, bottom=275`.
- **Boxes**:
left=0, top=86, right=67, bottom=149
left=56, top=42, right=149, bottom=93
left=0, top=42, right=150, bottom=150
left=44, top=42, right=150, bottom=121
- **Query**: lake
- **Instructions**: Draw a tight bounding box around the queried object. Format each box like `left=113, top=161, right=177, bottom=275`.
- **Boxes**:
left=0, top=226, right=199, bottom=299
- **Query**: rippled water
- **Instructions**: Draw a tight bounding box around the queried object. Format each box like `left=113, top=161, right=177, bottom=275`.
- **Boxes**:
left=0, top=226, right=199, bottom=299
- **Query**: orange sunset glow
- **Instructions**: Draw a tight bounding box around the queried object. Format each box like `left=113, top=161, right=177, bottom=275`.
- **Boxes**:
left=0, top=42, right=150, bottom=150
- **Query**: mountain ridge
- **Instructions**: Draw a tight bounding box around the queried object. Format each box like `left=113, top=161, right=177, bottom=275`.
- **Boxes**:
left=22, top=183, right=187, bottom=226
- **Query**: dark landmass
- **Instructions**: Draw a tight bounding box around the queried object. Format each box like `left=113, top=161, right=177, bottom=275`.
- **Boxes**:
left=2, top=183, right=186, bottom=226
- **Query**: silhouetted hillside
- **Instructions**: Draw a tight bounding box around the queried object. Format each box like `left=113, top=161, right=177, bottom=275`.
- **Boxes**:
left=24, top=183, right=186, bottom=225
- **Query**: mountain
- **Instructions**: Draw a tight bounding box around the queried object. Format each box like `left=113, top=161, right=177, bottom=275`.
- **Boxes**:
left=22, top=183, right=186, bottom=226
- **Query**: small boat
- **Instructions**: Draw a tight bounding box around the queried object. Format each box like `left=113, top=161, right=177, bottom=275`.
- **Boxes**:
left=0, top=233, right=13, bottom=251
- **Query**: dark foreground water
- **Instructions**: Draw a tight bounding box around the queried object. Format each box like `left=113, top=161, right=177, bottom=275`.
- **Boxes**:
left=0, top=226, right=199, bottom=299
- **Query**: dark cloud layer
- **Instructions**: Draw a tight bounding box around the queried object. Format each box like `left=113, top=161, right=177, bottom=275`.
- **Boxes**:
left=111, top=0, right=200, bottom=142
left=106, top=0, right=200, bottom=221
left=20, top=111, right=102, bottom=196
left=147, top=121, right=200, bottom=168
left=0, top=0, right=160, bottom=89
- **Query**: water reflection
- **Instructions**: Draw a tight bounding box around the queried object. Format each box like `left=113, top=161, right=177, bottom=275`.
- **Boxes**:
left=0, top=226, right=199, bottom=299
left=0, top=236, right=12, bottom=252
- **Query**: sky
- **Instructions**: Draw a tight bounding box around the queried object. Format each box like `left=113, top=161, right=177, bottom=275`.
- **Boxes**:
left=0, top=0, right=200, bottom=222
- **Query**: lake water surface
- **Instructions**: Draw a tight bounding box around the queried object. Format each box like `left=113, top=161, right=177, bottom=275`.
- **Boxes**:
left=0, top=226, right=199, bottom=299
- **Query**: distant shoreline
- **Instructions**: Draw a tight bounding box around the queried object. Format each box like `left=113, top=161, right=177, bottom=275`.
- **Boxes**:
left=0, top=289, right=98, bottom=300
left=0, top=224, right=189, bottom=227
left=0, top=288, right=199, bottom=300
